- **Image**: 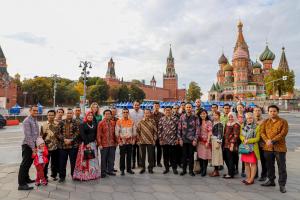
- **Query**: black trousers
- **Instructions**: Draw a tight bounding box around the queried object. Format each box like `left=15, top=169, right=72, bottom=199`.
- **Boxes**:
left=175, top=144, right=183, bottom=166
left=139, top=144, right=155, bottom=170
left=162, top=145, right=177, bottom=170
left=18, top=144, right=34, bottom=186
left=132, top=144, right=141, bottom=167
left=120, top=144, right=132, bottom=172
left=100, top=146, right=116, bottom=174
left=59, top=148, right=78, bottom=179
left=182, top=143, right=194, bottom=173
left=223, top=148, right=236, bottom=177
left=259, top=146, right=267, bottom=178
left=44, top=149, right=59, bottom=179
left=154, top=139, right=162, bottom=165
left=264, top=151, right=287, bottom=186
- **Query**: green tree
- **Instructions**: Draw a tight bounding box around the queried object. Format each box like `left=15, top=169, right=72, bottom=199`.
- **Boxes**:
left=22, top=77, right=52, bottom=105
left=118, top=84, right=130, bottom=102
left=264, top=69, right=295, bottom=97
left=186, top=81, right=202, bottom=102
left=87, top=79, right=109, bottom=103
left=129, top=84, right=145, bottom=102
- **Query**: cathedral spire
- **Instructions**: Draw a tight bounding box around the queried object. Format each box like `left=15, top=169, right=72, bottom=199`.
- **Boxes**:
left=278, top=47, right=289, bottom=72
left=234, top=20, right=249, bottom=55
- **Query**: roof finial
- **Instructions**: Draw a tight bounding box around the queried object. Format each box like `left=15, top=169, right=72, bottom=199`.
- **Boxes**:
left=168, top=44, right=173, bottom=58
left=282, top=46, right=285, bottom=51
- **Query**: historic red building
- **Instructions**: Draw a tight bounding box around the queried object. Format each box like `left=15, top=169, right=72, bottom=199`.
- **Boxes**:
left=209, top=21, right=293, bottom=101
left=104, top=46, right=186, bottom=101
left=0, top=45, right=17, bottom=109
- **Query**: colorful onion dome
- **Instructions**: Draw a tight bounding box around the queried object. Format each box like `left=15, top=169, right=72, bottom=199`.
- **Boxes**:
left=253, top=60, right=262, bottom=68
left=233, top=47, right=248, bottom=60
left=259, top=45, right=275, bottom=61
left=224, top=63, right=233, bottom=71
left=218, top=53, right=228, bottom=64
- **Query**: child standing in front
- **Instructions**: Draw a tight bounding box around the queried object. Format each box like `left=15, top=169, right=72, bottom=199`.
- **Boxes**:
left=32, top=137, right=48, bottom=186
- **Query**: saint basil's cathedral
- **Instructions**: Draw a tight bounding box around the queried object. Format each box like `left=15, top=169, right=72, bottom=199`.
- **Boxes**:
left=209, top=21, right=292, bottom=101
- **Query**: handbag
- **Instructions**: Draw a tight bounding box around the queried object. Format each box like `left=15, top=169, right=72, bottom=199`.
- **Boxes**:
left=238, top=143, right=253, bottom=154
left=83, top=148, right=95, bottom=160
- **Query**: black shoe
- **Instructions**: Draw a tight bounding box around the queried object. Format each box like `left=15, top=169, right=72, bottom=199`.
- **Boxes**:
left=258, top=177, right=267, bottom=182
left=18, top=185, right=34, bottom=190
left=140, top=169, right=145, bottom=174
left=121, top=171, right=125, bottom=176
left=52, top=177, right=58, bottom=181
left=180, top=171, right=187, bottom=176
left=113, top=169, right=118, bottom=172
left=189, top=172, right=195, bottom=177
left=280, top=186, right=287, bottom=193
left=107, top=172, right=116, bottom=176
left=149, top=169, right=154, bottom=174
left=241, top=172, right=246, bottom=178
left=26, top=179, right=35, bottom=184
left=163, top=169, right=169, bottom=174
left=173, top=169, right=178, bottom=175
left=101, top=174, right=106, bottom=178
left=261, top=180, right=276, bottom=187
left=219, top=166, right=224, bottom=171
left=127, top=170, right=135, bottom=174
left=58, top=178, right=65, bottom=183
left=157, top=163, right=163, bottom=167
left=132, top=165, right=136, bottom=169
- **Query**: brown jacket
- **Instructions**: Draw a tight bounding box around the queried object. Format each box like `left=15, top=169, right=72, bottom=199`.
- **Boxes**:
left=260, top=117, right=288, bottom=152
left=97, top=120, right=117, bottom=148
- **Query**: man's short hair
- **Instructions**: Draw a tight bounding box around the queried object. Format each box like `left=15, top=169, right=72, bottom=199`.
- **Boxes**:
left=133, top=101, right=140, bottom=105
left=57, top=108, right=64, bottom=113
left=153, top=101, right=160, bottom=105
left=123, top=107, right=129, bottom=111
left=223, top=103, right=231, bottom=108
left=67, top=108, right=73, bottom=112
left=165, top=106, right=172, bottom=109
left=180, top=101, right=186, bottom=105
left=211, top=103, right=218, bottom=108
left=103, top=109, right=112, bottom=115
left=29, top=105, right=38, bottom=110
left=144, top=108, right=151, bottom=112
left=268, top=105, right=279, bottom=112
left=74, top=106, right=81, bottom=110
left=47, top=109, right=56, bottom=114
left=254, top=105, right=262, bottom=111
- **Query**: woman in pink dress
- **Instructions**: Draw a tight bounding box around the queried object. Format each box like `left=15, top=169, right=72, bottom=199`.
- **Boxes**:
left=197, top=109, right=212, bottom=177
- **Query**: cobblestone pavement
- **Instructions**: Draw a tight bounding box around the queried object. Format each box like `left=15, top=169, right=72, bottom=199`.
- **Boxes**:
left=0, top=113, right=300, bottom=200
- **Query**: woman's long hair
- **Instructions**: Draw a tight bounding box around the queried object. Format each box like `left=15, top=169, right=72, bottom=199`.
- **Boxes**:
left=198, top=109, right=210, bottom=126
left=90, top=102, right=100, bottom=116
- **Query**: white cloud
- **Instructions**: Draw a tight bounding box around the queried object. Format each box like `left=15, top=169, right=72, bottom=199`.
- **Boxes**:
left=0, top=0, right=299, bottom=100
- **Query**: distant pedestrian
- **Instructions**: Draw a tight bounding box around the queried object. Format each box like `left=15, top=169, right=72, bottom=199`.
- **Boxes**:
left=260, top=105, right=288, bottom=193
left=74, top=106, right=83, bottom=124
left=152, top=101, right=164, bottom=168
left=90, top=102, right=102, bottom=124
left=32, top=137, right=48, bottom=186
left=18, top=105, right=39, bottom=191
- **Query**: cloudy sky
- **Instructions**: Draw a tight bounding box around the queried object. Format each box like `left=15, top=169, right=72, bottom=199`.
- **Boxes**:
left=0, top=0, right=299, bottom=99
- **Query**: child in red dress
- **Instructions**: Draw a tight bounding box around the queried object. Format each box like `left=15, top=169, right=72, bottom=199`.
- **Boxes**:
left=32, top=137, right=49, bottom=186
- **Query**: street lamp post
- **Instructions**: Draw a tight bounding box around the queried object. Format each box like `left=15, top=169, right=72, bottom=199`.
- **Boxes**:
left=23, top=91, right=28, bottom=107
left=52, top=74, right=59, bottom=109
left=79, top=61, right=92, bottom=114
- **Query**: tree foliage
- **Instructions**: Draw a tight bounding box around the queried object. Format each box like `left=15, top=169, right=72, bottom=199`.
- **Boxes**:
left=264, top=69, right=295, bottom=97
left=186, top=81, right=202, bottom=102
left=87, top=79, right=109, bottom=103
left=129, top=84, right=145, bottom=102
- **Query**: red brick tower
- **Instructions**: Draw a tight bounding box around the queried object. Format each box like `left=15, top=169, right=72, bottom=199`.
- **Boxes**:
left=0, top=44, right=17, bottom=109
left=104, top=58, right=119, bottom=87
left=163, top=45, right=178, bottom=100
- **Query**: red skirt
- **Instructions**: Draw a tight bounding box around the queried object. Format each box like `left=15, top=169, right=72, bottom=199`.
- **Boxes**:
left=241, top=152, right=257, bottom=164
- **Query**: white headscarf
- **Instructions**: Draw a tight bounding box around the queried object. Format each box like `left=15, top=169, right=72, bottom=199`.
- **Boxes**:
left=227, top=112, right=238, bottom=126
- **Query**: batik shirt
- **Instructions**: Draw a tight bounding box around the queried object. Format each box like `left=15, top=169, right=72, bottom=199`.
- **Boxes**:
left=136, top=118, right=157, bottom=145
left=158, top=116, right=178, bottom=145
left=58, top=119, right=80, bottom=149
left=177, top=113, right=199, bottom=144
left=40, top=121, right=60, bottom=151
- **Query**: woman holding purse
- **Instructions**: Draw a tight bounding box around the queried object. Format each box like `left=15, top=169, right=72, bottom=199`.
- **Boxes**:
left=240, top=112, right=260, bottom=185
left=73, top=111, right=101, bottom=181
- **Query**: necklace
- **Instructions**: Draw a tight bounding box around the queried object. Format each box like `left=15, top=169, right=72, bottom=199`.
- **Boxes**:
left=87, top=122, right=94, bottom=129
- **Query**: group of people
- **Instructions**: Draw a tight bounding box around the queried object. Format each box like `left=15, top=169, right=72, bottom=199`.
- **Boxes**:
left=17, top=99, right=289, bottom=194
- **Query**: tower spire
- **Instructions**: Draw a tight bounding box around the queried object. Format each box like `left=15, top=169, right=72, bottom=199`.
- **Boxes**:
left=105, top=57, right=116, bottom=79
left=0, top=44, right=7, bottom=69
left=168, top=44, right=173, bottom=58
left=278, top=47, right=289, bottom=72
left=234, top=20, right=249, bottom=55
